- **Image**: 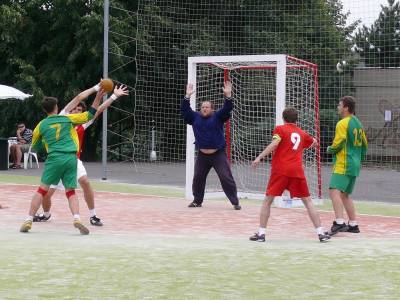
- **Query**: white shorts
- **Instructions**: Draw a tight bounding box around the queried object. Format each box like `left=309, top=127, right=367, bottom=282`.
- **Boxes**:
left=50, top=159, right=87, bottom=190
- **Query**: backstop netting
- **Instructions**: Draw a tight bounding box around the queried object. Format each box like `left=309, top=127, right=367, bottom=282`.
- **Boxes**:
left=107, top=0, right=400, bottom=203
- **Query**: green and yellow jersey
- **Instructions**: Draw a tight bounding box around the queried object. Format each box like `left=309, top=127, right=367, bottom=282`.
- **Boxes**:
left=31, top=108, right=96, bottom=155
left=327, top=115, right=368, bottom=176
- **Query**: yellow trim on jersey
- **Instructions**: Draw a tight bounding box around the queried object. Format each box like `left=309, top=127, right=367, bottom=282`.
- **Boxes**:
left=328, top=117, right=351, bottom=175
left=272, top=134, right=281, bottom=142
left=66, top=111, right=93, bottom=125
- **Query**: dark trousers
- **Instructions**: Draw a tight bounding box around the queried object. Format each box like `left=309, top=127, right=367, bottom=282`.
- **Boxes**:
left=192, top=149, right=239, bottom=205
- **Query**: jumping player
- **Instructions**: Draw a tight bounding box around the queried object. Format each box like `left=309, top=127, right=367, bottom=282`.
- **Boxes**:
left=249, top=107, right=330, bottom=243
left=20, top=83, right=102, bottom=234
left=33, top=85, right=129, bottom=226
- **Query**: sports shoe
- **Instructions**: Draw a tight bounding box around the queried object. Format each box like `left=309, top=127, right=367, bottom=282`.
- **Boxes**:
left=90, top=215, right=103, bottom=226
left=73, top=220, right=90, bottom=235
left=319, top=232, right=331, bottom=242
left=33, top=213, right=51, bottom=222
left=20, top=220, right=32, bottom=233
left=233, top=205, right=241, bottom=210
left=188, top=202, right=202, bottom=208
left=347, top=224, right=360, bottom=233
left=329, top=221, right=348, bottom=236
left=249, top=233, right=265, bottom=242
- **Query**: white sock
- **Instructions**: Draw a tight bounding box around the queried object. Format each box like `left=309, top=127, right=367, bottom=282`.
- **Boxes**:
left=349, top=220, right=358, bottom=227
left=73, top=214, right=80, bottom=221
left=44, top=212, right=50, bottom=218
left=258, top=227, right=266, bottom=235
left=89, top=209, right=96, bottom=217
left=335, top=218, right=345, bottom=224
left=26, top=216, right=33, bottom=222
left=315, top=226, right=325, bottom=235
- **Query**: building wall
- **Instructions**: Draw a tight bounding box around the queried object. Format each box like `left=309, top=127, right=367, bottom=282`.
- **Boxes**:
left=354, top=68, right=400, bottom=160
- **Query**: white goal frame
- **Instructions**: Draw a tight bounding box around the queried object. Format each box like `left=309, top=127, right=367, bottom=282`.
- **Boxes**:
left=185, top=55, right=321, bottom=206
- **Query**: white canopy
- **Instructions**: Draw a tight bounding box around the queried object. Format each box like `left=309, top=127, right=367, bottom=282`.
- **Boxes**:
left=0, top=84, right=32, bottom=100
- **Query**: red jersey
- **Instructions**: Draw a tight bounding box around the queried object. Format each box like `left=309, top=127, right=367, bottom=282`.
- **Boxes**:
left=270, top=123, right=314, bottom=178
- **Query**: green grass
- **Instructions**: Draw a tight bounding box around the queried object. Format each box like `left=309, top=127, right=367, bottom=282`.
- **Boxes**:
left=0, top=230, right=399, bottom=300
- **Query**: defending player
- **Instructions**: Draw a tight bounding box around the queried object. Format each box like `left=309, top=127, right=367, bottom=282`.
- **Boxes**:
left=33, top=85, right=129, bottom=226
left=249, top=107, right=330, bottom=243
left=20, top=85, right=102, bottom=234
left=327, top=96, right=368, bottom=235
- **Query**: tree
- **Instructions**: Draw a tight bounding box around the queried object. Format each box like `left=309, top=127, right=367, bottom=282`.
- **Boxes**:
left=354, top=0, right=400, bottom=67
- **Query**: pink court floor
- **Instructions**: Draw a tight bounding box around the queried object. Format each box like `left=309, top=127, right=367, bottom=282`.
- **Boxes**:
left=0, top=184, right=399, bottom=239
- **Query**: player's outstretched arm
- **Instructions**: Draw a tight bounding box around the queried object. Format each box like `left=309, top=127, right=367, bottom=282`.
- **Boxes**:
left=251, top=139, right=280, bottom=169
left=93, top=85, right=129, bottom=120
left=181, top=83, right=196, bottom=124
left=63, top=81, right=102, bottom=113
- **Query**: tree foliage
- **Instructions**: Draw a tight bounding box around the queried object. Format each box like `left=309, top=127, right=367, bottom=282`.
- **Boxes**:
left=0, top=0, right=357, bottom=161
left=354, top=0, right=400, bottom=67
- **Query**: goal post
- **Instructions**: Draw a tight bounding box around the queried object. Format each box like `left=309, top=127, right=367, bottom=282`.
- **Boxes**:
left=186, top=55, right=321, bottom=206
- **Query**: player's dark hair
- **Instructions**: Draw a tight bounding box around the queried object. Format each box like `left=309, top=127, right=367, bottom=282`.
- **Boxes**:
left=340, top=96, right=356, bottom=114
left=77, top=101, right=87, bottom=112
left=282, top=107, right=298, bottom=123
left=42, top=97, right=58, bottom=114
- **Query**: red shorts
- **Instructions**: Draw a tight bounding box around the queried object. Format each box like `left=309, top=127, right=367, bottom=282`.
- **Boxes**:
left=266, top=173, right=310, bottom=198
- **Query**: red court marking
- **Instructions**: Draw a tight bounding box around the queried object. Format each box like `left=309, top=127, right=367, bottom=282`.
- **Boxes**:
left=1, top=184, right=399, bottom=239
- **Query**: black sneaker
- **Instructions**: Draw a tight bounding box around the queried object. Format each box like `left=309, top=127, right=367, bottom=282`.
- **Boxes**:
left=329, top=221, right=348, bottom=236
left=249, top=233, right=265, bottom=242
left=33, top=213, right=51, bottom=222
left=233, top=205, right=241, bottom=210
left=188, top=202, right=202, bottom=208
left=347, top=224, right=360, bottom=233
left=90, top=216, right=103, bottom=226
left=319, top=232, right=331, bottom=242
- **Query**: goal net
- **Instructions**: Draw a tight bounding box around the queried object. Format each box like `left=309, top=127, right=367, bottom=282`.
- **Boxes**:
left=186, top=55, right=321, bottom=205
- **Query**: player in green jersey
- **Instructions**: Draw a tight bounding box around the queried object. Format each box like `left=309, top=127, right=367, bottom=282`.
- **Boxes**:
left=20, top=82, right=102, bottom=235
left=327, top=96, right=368, bottom=235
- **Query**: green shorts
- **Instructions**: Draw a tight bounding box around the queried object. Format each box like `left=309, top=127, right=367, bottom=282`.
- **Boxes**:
left=329, top=173, right=357, bottom=194
left=41, top=152, right=77, bottom=189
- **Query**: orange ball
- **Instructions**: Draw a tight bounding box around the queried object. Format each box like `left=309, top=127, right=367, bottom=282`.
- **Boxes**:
left=100, top=78, right=114, bottom=93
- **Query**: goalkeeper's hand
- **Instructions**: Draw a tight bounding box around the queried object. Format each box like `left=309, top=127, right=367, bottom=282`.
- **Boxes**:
left=185, top=84, right=195, bottom=98
left=222, top=81, right=232, bottom=98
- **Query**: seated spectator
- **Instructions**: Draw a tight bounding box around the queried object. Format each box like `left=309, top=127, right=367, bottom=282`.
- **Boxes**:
left=10, top=122, right=33, bottom=169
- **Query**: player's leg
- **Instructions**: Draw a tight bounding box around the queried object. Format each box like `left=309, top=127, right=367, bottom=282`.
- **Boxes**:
left=20, top=184, right=49, bottom=232
left=249, top=196, right=274, bottom=242
left=328, top=173, right=349, bottom=235
left=250, top=173, right=286, bottom=242
left=190, top=152, right=212, bottom=207
left=62, top=155, right=89, bottom=235
left=20, top=157, right=62, bottom=232
left=212, top=150, right=240, bottom=209
left=288, top=177, right=330, bottom=242
left=77, top=160, right=102, bottom=226
left=79, top=176, right=103, bottom=226
left=340, top=176, right=360, bottom=233
left=33, top=187, right=55, bottom=222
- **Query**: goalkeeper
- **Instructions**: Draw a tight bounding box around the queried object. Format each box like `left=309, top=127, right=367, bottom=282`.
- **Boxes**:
left=181, top=81, right=241, bottom=210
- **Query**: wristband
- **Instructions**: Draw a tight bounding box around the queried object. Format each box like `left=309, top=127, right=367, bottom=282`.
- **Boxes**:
left=110, top=94, right=118, bottom=101
left=93, top=84, right=100, bottom=92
